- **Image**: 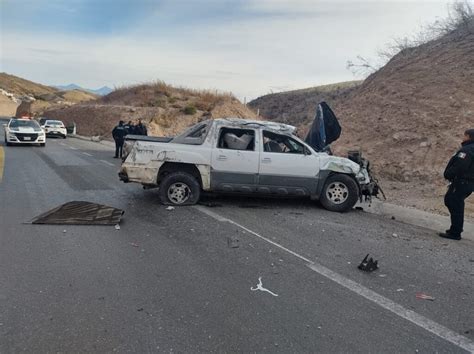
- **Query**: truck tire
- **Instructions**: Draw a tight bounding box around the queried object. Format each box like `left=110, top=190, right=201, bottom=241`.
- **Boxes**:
left=158, top=171, right=201, bottom=206
left=320, top=174, right=359, bottom=212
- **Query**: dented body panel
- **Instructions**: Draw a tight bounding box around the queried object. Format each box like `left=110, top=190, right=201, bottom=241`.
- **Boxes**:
left=119, top=118, right=377, bottom=202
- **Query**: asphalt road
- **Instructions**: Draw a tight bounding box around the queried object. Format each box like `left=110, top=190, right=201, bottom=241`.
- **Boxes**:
left=0, top=124, right=473, bottom=353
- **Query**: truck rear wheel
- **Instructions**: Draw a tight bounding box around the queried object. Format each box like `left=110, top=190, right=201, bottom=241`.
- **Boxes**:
left=159, top=171, right=201, bottom=206
left=320, top=174, right=359, bottom=212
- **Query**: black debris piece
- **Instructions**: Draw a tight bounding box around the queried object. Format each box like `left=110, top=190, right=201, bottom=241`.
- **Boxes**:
left=198, top=201, right=223, bottom=208
left=30, top=201, right=124, bottom=225
left=358, top=254, right=379, bottom=272
left=227, top=237, right=240, bottom=248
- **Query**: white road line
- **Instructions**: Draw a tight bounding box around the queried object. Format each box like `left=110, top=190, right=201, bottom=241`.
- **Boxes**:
left=193, top=205, right=474, bottom=353
left=100, top=159, right=115, bottom=167
left=194, top=206, right=314, bottom=264
left=82, top=152, right=93, bottom=157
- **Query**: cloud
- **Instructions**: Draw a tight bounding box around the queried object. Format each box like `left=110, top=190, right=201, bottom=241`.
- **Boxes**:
left=1, top=0, right=454, bottom=100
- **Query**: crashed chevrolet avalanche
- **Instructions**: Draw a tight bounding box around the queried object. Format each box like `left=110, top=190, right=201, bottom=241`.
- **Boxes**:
left=119, top=105, right=380, bottom=212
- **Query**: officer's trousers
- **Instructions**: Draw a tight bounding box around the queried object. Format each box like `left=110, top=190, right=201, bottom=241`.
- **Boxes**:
left=444, top=180, right=474, bottom=236
left=115, top=139, right=124, bottom=158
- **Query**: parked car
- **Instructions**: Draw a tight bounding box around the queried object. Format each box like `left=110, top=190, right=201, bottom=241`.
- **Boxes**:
left=3, top=118, right=46, bottom=146
left=41, top=119, right=67, bottom=139
left=118, top=118, right=380, bottom=212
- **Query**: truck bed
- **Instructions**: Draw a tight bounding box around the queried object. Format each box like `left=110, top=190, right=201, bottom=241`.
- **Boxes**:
left=124, top=135, right=173, bottom=143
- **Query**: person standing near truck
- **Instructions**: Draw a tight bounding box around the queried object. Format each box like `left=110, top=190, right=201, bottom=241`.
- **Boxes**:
left=136, top=119, right=148, bottom=136
left=440, top=129, right=474, bottom=240
left=124, top=120, right=135, bottom=135
left=112, top=120, right=127, bottom=158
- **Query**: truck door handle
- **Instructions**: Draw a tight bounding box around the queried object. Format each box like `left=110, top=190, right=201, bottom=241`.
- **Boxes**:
left=262, top=158, right=271, bottom=163
left=217, top=155, right=227, bottom=161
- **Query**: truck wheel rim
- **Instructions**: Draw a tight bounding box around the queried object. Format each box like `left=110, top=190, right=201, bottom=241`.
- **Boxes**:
left=168, top=183, right=191, bottom=204
left=326, top=182, right=349, bottom=205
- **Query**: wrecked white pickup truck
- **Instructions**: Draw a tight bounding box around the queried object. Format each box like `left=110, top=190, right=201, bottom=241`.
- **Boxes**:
left=119, top=117, right=380, bottom=212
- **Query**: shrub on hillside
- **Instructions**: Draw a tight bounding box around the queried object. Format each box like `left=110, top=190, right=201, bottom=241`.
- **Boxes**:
left=183, top=105, right=197, bottom=115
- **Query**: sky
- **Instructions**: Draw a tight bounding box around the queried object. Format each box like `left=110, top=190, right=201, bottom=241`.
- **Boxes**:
left=0, top=0, right=456, bottom=100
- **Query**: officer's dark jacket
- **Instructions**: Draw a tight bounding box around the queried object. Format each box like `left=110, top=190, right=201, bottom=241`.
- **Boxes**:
left=135, top=123, right=147, bottom=136
left=112, top=125, right=127, bottom=141
left=444, top=140, right=474, bottom=181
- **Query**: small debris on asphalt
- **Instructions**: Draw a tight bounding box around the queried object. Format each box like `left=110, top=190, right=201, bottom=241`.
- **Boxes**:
left=416, top=293, right=435, bottom=301
left=130, top=243, right=139, bottom=247
left=355, top=206, right=363, bottom=211
left=227, top=237, right=240, bottom=248
left=137, top=308, right=144, bottom=311
left=63, top=229, right=67, bottom=233
left=358, top=254, right=379, bottom=272
left=166, top=206, right=175, bottom=211
left=250, top=277, right=279, bottom=297
left=198, top=201, right=222, bottom=207
left=379, top=274, right=387, bottom=278
left=114, top=224, right=121, bottom=230
left=391, top=216, right=396, bottom=220
left=392, top=233, right=398, bottom=238
left=396, top=289, right=404, bottom=292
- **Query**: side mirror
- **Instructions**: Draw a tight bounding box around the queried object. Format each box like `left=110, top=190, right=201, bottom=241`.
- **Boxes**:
left=304, top=147, right=312, bottom=156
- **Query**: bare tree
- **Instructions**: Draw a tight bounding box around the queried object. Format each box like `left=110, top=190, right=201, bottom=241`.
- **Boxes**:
left=346, top=56, right=378, bottom=77
left=347, top=0, right=473, bottom=78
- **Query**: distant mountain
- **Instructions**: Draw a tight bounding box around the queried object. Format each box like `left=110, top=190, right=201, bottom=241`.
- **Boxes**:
left=55, top=84, right=113, bottom=96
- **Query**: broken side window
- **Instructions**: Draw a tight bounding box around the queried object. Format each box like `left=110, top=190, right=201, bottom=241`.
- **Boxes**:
left=218, top=128, right=255, bottom=151
left=172, top=121, right=211, bottom=145
left=262, top=130, right=307, bottom=154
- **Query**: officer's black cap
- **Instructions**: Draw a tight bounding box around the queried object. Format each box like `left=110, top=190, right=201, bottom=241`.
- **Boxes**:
left=465, top=129, right=474, bottom=140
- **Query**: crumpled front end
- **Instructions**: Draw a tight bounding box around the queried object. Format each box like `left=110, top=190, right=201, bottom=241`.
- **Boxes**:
left=347, top=151, right=383, bottom=202
left=320, top=152, right=382, bottom=202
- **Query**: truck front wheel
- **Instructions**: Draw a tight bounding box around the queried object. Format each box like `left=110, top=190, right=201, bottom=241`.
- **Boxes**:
left=320, top=174, right=359, bottom=212
left=159, top=171, right=201, bottom=206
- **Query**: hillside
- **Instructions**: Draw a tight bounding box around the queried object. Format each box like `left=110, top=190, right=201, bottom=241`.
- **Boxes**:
left=0, top=73, right=98, bottom=116
left=249, top=81, right=361, bottom=127
left=0, top=72, right=58, bottom=97
left=249, top=22, right=474, bottom=217
left=44, top=81, right=258, bottom=138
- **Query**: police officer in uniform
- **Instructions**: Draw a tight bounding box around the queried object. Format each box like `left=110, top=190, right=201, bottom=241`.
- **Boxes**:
left=112, top=120, right=127, bottom=158
left=440, top=129, right=474, bottom=240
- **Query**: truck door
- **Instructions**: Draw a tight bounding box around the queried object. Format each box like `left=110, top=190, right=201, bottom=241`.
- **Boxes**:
left=258, top=130, right=320, bottom=196
left=210, top=127, right=259, bottom=193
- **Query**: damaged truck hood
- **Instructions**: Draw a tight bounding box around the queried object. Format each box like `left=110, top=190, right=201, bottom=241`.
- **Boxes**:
left=319, top=154, right=361, bottom=175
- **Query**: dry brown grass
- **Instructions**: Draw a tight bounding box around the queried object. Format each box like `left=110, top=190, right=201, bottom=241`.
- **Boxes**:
left=0, top=72, right=58, bottom=97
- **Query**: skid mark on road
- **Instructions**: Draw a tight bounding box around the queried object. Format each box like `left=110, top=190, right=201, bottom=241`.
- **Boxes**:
left=0, top=146, right=4, bottom=183
left=194, top=205, right=474, bottom=353
left=82, top=152, right=93, bottom=157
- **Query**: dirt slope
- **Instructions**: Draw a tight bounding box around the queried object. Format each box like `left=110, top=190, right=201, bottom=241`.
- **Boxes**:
left=249, top=81, right=361, bottom=127
left=0, top=72, right=58, bottom=97
left=0, top=73, right=98, bottom=117
left=44, top=81, right=258, bottom=138
left=249, top=25, right=474, bottom=217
